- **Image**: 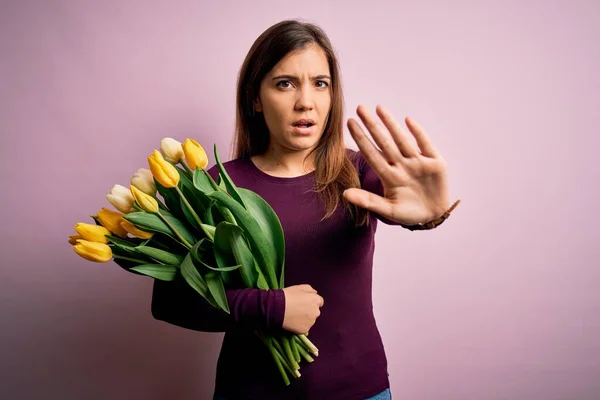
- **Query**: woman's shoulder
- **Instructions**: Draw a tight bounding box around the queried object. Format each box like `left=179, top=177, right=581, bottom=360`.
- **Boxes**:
left=345, top=147, right=368, bottom=173
left=206, top=156, right=250, bottom=180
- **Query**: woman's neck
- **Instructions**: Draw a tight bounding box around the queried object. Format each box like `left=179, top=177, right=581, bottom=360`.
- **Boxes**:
left=251, top=147, right=316, bottom=178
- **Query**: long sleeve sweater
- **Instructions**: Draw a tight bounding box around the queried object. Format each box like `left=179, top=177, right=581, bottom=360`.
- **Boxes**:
left=151, top=149, right=406, bottom=399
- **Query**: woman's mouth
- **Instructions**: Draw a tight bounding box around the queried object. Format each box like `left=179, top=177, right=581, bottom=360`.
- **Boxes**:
left=292, top=120, right=316, bottom=135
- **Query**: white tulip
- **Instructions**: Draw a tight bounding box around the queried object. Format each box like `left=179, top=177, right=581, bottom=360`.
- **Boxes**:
left=160, top=137, right=184, bottom=163
left=106, top=184, right=135, bottom=213
left=131, top=168, right=157, bottom=196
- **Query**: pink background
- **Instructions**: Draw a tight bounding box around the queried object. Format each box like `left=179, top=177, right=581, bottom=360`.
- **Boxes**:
left=2, top=0, right=599, bottom=399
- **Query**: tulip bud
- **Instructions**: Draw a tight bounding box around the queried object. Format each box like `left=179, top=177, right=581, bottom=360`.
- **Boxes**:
left=148, top=150, right=180, bottom=188
left=68, top=234, right=83, bottom=245
left=74, top=223, right=111, bottom=244
left=94, top=207, right=128, bottom=238
left=73, top=239, right=112, bottom=262
left=120, top=220, right=154, bottom=239
left=131, top=168, right=157, bottom=196
left=130, top=185, right=159, bottom=213
left=160, top=137, right=184, bottom=163
left=106, top=184, right=135, bottom=213
left=182, top=138, right=208, bottom=170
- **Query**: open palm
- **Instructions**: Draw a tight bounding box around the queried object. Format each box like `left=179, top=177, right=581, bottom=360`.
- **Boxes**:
left=344, top=105, right=458, bottom=226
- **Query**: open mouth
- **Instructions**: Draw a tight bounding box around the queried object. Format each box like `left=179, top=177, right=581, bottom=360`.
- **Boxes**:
left=292, top=122, right=315, bottom=128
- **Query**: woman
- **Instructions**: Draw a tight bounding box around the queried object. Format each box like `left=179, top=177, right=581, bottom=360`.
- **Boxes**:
left=152, top=19, right=459, bottom=400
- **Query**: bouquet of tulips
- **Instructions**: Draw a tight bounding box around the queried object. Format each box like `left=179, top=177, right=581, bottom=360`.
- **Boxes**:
left=68, top=138, right=318, bottom=385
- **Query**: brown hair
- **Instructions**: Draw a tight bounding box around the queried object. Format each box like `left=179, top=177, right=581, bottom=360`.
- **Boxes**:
left=232, top=19, right=369, bottom=227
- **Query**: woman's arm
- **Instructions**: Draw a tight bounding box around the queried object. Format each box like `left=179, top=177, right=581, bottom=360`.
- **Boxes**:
left=151, top=274, right=286, bottom=332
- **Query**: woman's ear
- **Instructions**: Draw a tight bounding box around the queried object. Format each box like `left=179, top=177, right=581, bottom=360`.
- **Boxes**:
left=253, top=98, right=262, bottom=113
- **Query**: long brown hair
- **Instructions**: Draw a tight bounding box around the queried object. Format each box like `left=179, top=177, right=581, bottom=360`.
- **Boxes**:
left=232, top=19, right=370, bottom=227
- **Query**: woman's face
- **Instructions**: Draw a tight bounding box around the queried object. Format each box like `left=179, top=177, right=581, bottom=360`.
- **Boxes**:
left=254, top=44, right=332, bottom=156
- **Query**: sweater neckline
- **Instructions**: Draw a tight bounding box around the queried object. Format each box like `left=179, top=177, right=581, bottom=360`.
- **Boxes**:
left=244, top=157, right=316, bottom=184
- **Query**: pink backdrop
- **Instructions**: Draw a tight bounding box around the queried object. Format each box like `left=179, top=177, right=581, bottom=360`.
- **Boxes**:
left=2, top=0, right=599, bottom=399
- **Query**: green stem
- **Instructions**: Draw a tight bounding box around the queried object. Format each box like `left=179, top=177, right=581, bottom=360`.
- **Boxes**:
left=290, top=335, right=300, bottom=363
left=156, top=211, right=192, bottom=249
left=281, top=336, right=299, bottom=370
left=180, top=161, right=194, bottom=178
left=298, top=334, right=319, bottom=357
left=156, top=196, right=169, bottom=211
left=203, top=169, right=221, bottom=191
left=272, top=341, right=300, bottom=378
left=256, top=333, right=291, bottom=386
left=174, top=186, right=214, bottom=240
left=272, top=337, right=298, bottom=373
left=295, top=340, right=314, bottom=363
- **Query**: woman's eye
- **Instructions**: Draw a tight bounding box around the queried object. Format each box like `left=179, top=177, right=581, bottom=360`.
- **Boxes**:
left=276, top=81, right=292, bottom=88
left=316, top=81, right=329, bottom=88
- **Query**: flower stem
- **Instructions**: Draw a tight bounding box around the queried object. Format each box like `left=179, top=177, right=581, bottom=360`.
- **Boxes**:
left=281, top=336, right=299, bottom=370
left=292, top=336, right=314, bottom=362
left=255, top=331, right=291, bottom=385
left=156, top=211, right=192, bottom=249
left=180, top=160, right=194, bottom=177
left=174, top=186, right=214, bottom=240
left=298, top=334, right=319, bottom=357
left=203, top=169, right=221, bottom=191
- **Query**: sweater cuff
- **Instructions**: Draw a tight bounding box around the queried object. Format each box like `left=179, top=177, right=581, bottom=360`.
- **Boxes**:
left=265, top=289, right=286, bottom=330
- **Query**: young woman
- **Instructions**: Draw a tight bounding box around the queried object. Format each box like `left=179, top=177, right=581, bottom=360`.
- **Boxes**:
left=151, top=19, right=459, bottom=400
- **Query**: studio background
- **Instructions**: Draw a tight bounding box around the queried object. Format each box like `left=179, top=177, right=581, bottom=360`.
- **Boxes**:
left=1, top=1, right=598, bottom=399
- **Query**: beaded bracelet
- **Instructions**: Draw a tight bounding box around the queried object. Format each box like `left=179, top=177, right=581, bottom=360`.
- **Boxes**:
left=400, top=199, right=461, bottom=231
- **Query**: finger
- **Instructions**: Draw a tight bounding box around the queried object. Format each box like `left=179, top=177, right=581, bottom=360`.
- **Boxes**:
left=318, top=295, right=324, bottom=308
left=405, top=116, right=439, bottom=158
left=305, top=285, right=318, bottom=294
left=347, top=118, right=391, bottom=178
left=343, top=188, right=393, bottom=217
left=355, top=105, right=404, bottom=160
left=375, top=105, right=419, bottom=157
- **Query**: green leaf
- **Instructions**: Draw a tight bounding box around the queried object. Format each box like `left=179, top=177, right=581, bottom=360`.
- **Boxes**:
left=237, top=188, right=286, bottom=287
left=214, top=221, right=258, bottom=288
left=130, top=264, right=178, bottom=281
left=207, top=190, right=279, bottom=288
left=218, top=175, right=227, bottom=191
left=180, top=251, right=220, bottom=309
left=255, top=259, right=270, bottom=290
left=123, top=212, right=198, bottom=247
left=146, top=233, right=187, bottom=253
left=110, top=244, right=152, bottom=263
left=214, top=144, right=247, bottom=209
left=155, top=180, right=185, bottom=220
left=204, top=264, right=242, bottom=272
left=106, top=235, right=137, bottom=253
left=203, top=203, right=215, bottom=226
left=205, top=271, right=230, bottom=313
left=112, top=257, right=145, bottom=276
left=193, top=167, right=216, bottom=193
left=134, top=246, right=183, bottom=266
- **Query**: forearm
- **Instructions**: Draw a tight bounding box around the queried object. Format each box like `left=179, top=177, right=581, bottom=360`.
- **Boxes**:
left=151, top=274, right=285, bottom=333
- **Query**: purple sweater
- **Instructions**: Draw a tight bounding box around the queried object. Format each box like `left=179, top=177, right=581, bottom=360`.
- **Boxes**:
left=151, top=150, right=407, bottom=399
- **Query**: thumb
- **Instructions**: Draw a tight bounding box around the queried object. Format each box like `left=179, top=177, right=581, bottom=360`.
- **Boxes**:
left=343, top=188, right=390, bottom=216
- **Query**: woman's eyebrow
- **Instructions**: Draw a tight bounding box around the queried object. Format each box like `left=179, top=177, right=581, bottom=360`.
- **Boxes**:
left=271, top=74, right=331, bottom=81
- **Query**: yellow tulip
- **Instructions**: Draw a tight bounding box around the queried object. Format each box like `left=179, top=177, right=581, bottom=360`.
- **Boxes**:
left=74, top=223, right=111, bottom=243
left=120, top=220, right=154, bottom=239
left=94, top=207, right=128, bottom=238
left=148, top=149, right=180, bottom=188
left=68, top=234, right=82, bottom=245
left=131, top=168, right=157, bottom=196
left=160, top=137, right=184, bottom=163
left=73, top=239, right=112, bottom=262
left=106, top=184, right=135, bottom=213
left=130, top=185, right=159, bottom=213
left=182, top=138, right=208, bottom=170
